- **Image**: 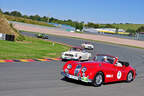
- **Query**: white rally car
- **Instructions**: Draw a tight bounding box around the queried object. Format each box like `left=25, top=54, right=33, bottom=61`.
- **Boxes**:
left=81, top=42, right=94, bottom=50
left=61, top=47, right=91, bottom=61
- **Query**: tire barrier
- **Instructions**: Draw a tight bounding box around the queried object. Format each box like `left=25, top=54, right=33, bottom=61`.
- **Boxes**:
left=0, top=33, right=15, bottom=41
left=5, top=34, right=15, bottom=41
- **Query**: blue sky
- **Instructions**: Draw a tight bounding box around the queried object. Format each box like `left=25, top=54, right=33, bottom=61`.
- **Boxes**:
left=0, top=0, right=144, bottom=24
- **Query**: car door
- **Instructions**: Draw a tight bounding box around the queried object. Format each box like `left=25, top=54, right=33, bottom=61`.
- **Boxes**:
left=113, top=64, right=125, bottom=81
left=102, top=62, right=116, bottom=83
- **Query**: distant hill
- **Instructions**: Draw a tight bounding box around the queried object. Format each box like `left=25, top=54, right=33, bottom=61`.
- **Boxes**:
left=0, top=13, right=16, bottom=35
left=0, top=13, right=24, bottom=41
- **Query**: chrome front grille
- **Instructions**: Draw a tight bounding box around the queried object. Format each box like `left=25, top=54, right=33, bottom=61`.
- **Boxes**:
left=65, top=54, right=73, bottom=57
left=74, top=64, right=82, bottom=76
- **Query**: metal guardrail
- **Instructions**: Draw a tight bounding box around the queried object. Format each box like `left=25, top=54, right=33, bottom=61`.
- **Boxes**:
left=84, top=31, right=144, bottom=41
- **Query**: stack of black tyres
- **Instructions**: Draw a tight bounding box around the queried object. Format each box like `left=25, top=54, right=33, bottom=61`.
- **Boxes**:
left=5, top=34, right=15, bottom=41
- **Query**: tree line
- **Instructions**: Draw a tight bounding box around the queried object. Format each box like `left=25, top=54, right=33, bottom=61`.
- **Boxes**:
left=0, top=9, right=118, bottom=31
left=1, top=9, right=144, bottom=34
left=1, top=10, right=84, bottom=31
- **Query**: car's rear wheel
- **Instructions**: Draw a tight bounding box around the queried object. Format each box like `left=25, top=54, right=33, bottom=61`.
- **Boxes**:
left=93, top=72, right=103, bottom=87
left=126, top=71, right=134, bottom=82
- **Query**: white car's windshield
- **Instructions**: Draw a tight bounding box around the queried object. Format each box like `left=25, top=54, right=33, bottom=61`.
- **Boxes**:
left=70, top=48, right=82, bottom=51
left=85, top=42, right=91, bottom=44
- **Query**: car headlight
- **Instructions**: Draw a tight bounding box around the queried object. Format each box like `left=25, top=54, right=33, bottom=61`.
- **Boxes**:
left=67, top=64, right=72, bottom=69
left=65, top=69, right=68, bottom=73
left=82, top=66, right=87, bottom=73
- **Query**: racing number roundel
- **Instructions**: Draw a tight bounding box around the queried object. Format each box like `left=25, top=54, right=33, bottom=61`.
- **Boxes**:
left=117, top=71, right=122, bottom=79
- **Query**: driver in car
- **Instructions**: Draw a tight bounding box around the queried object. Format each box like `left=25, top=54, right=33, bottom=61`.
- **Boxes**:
left=103, top=56, right=109, bottom=63
left=116, top=61, right=123, bottom=67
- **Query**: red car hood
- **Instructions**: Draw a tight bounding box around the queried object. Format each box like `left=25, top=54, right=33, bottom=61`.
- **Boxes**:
left=69, top=61, right=101, bottom=70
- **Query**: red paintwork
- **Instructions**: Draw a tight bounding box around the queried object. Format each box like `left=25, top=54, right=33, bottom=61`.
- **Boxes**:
left=62, top=54, right=136, bottom=83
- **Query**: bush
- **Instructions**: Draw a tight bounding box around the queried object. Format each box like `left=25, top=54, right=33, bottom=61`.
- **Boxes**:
left=126, top=29, right=136, bottom=35
left=4, top=15, right=55, bottom=27
left=136, top=26, right=144, bottom=32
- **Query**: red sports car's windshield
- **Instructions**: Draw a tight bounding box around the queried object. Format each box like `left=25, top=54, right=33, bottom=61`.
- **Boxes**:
left=94, top=56, right=105, bottom=62
left=94, top=55, right=115, bottom=64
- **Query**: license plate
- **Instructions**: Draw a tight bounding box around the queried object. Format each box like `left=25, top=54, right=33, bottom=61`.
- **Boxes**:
left=69, top=75, right=78, bottom=80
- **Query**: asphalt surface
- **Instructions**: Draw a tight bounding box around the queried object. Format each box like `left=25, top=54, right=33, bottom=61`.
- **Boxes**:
left=0, top=31, right=144, bottom=96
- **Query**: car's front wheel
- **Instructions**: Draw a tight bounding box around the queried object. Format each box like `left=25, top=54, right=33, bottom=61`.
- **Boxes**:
left=126, top=71, right=134, bottom=82
left=93, top=72, right=103, bottom=87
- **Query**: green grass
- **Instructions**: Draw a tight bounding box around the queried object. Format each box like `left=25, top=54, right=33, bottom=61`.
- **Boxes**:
left=100, top=24, right=144, bottom=31
left=0, top=36, right=70, bottom=59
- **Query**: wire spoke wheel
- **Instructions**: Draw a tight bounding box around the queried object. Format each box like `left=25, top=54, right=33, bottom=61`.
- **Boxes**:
left=96, top=74, right=102, bottom=85
left=127, top=71, right=133, bottom=82
left=93, top=72, right=103, bottom=87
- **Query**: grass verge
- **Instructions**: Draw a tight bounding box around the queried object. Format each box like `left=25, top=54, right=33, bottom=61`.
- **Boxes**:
left=0, top=36, right=70, bottom=59
left=4, top=15, right=55, bottom=27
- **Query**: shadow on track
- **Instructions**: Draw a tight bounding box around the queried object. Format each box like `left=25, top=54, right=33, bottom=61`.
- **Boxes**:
left=61, top=77, right=128, bottom=87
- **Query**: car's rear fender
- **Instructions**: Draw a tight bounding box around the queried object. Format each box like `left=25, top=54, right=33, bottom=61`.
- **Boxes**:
left=123, top=67, right=136, bottom=80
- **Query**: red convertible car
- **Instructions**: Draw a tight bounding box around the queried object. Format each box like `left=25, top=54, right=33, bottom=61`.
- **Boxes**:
left=61, top=54, right=136, bottom=87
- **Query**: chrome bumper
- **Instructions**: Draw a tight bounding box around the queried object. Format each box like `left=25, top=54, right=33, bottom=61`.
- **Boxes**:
left=61, top=71, right=92, bottom=83
left=61, top=57, right=78, bottom=60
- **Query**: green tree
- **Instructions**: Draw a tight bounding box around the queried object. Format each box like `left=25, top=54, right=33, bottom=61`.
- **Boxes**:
left=74, top=22, right=83, bottom=31
left=10, top=11, right=22, bottom=17
left=136, top=26, right=144, bottom=32
left=4, top=11, right=10, bottom=15
left=30, top=14, right=41, bottom=21
left=23, top=15, right=29, bottom=19
left=49, top=17, right=55, bottom=22
left=126, top=29, right=136, bottom=35
left=40, top=16, right=48, bottom=22
left=0, top=9, right=2, bottom=13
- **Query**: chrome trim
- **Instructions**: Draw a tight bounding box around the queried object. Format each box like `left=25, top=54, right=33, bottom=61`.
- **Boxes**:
left=61, top=71, right=92, bottom=83
left=74, top=64, right=82, bottom=76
